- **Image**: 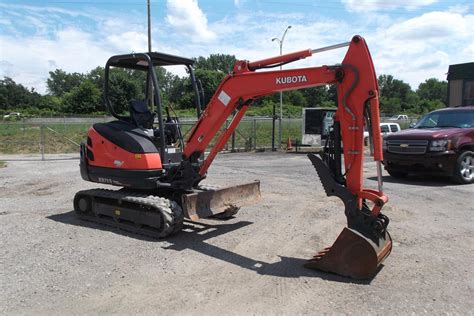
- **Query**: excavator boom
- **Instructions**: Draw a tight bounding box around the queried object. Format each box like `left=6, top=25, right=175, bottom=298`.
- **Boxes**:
left=182, top=35, right=392, bottom=279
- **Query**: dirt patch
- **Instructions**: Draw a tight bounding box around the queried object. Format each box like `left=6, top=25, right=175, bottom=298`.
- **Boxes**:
left=0, top=152, right=472, bottom=314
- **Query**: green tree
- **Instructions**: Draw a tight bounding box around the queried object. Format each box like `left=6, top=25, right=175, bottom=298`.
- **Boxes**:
left=416, top=78, right=447, bottom=105
left=417, top=99, right=445, bottom=114
left=166, top=75, right=191, bottom=109
left=107, top=69, right=144, bottom=114
left=86, top=66, right=105, bottom=91
left=404, top=91, right=421, bottom=114
left=378, top=74, right=418, bottom=114
left=47, top=69, right=85, bottom=96
left=0, top=77, right=42, bottom=110
left=62, top=80, right=102, bottom=114
left=283, top=90, right=307, bottom=107
left=193, top=68, right=226, bottom=107
left=194, top=54, right=236, bottom=73
left=378, top=74, right=411, bottom=100
left=178, top=54, right=238, bottom=109
left=154, top=66, right=182, bottom=108
left=379, top=96, right=402, bottom=115
left=302, top=86, right=336, bottom=108
left=38, top=95, right=62, bottom=112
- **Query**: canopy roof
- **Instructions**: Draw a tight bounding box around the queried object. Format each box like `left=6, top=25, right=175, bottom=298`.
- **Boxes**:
left=106, top=52, right=194, bottom=70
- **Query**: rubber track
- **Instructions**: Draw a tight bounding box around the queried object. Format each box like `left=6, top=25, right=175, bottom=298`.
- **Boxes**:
left=74, top=188, right=184, bottom=239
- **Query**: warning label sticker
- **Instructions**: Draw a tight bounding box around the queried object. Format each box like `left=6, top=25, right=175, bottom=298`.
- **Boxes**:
left=218, top=90, right=231, bottom=106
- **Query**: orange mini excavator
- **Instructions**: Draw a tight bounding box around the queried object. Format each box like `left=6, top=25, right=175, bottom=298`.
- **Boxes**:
left=74, top=35, right=392, bottom=279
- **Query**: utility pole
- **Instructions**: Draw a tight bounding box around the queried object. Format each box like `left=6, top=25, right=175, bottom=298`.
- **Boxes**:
left=272, top=25, right=291, bottom=150
left=147, top=0, right=154, bottom=111
left=147, top=0, right=152, bottom=52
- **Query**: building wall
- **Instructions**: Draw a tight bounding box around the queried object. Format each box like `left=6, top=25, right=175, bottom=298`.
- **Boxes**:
left=448, top=79, right=463, bottom=107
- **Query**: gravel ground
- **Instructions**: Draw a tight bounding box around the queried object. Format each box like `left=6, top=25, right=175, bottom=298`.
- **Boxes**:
left=0, top=152, right=473, bottom=314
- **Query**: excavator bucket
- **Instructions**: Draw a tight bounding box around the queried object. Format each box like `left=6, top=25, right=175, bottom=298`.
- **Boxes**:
left=305, top=228, right=392, bottom=279
left=306, top=153, right=392, bottom=279
left=181, top=180, right=261, bottom=221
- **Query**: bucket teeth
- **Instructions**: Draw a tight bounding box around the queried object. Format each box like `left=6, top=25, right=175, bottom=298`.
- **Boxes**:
left=305, top=227, right=392, bottom=279
left=312, top=248, right=331, bottom=258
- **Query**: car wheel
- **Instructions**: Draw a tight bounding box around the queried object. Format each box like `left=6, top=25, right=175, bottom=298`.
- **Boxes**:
left=386, top=168, right=408, bottom=179
left=452, top=151, right=474, bottom=184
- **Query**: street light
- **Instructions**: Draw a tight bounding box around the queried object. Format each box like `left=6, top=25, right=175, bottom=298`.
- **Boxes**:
left=272, top=25, right=291, bottom=151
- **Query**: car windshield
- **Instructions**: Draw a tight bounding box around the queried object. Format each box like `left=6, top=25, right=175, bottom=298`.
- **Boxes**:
left=415, top=110, right=474, bottom=128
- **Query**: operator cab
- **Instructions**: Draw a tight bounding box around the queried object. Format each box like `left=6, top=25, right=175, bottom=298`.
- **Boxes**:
left=97, top=52, right=203, bottom=165
left=80, top=52, right=204, bottom=189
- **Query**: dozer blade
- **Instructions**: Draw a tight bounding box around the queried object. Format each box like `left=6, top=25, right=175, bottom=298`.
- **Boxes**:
left=181, top=180, right=261, bottom=221
left=305, top=227, right=392, bottom=279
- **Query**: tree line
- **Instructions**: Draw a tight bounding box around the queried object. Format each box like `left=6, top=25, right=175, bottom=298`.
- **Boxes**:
left=0, top=54, right=447, bottom=117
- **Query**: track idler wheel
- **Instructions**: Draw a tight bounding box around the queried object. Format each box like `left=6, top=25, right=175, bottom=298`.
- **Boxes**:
left=305, top=228, right=392, bottom=279
left=74, top=192, right=92, bottom=214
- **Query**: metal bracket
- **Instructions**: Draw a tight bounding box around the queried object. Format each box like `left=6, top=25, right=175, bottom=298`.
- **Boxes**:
left=307, top=154, right=389, bottom=245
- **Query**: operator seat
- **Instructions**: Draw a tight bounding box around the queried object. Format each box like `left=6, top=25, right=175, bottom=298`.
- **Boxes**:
left=130, top=100, right=155, bottom=129
left=128, top=99, right=180, bottom=146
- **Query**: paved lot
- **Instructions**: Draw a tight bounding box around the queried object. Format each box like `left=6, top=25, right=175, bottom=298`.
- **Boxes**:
left=0, top=152, right=473, bottom=314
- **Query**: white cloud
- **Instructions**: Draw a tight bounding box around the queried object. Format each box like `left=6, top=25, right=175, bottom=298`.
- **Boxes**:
left=0, top=4, right=151, bottom=93
left=448, top=4, right=471, bottom=14
left=342, top=0, right=438, bottom=12
left=464, top=44, right=474, bottom=56
left=165, top=0, right=216, bottom=42
left=106, top=32, right=149, bottom=53
left=0, top=28, right=114, bottom=92
left=387, top=11, right=473, bottom=41
left=234, top=0, right=246, bottom=7
left=0, top=2, right=472, bottom=95
left=368, top=11, right=474, bottom=88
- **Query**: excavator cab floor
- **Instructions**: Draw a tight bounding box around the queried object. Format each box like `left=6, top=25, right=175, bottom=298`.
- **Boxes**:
left=305, top=227, right=392, bottom=279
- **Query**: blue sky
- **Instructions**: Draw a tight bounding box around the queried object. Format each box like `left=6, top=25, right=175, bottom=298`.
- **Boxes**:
left=0, top=0, right=473, bottom=93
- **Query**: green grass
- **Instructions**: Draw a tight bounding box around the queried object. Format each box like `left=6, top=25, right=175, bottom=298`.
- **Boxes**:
left=0, top=161, right=6, bottom=168
left=0, top=123, right=89, bottom=154
left=178, top=118, right=301, bottom=149
left=232, top=118, right=301, bottom=148
left=0, top=119, right=302, bottom=154
left=175, top=103, right=310, bottom=119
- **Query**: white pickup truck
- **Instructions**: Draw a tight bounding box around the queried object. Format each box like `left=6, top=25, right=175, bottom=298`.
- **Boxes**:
left=364, top=122, right=401, bottom=145
left=388, top=114, right=408, bottom=121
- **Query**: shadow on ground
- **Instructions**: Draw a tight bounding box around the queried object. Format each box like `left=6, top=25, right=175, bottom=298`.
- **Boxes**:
left=48, top=210, right=377, bottom=284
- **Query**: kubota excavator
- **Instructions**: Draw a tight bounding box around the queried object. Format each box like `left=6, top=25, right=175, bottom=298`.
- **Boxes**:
left=74, top=35, right=392, bottom=279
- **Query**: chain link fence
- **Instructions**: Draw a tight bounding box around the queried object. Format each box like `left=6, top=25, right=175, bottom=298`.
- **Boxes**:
left=0, top=113, right=420, bottom=160
left=0, top=116, right=303, bottom=160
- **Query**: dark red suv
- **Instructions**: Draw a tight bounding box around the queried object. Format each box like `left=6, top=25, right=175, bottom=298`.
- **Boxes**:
left=383, top=106, right=474, bottom=184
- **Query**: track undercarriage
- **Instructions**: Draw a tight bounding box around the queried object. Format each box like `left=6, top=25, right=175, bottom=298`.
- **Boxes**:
left=73, top=181, right=261, bottom=238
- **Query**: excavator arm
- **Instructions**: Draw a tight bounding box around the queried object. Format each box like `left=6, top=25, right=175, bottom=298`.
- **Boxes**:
left=184, top=36, right=386, bottom=208
left=182, top=35, right=392, bottom=279
left=183, top=58, right=338, bottom=175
